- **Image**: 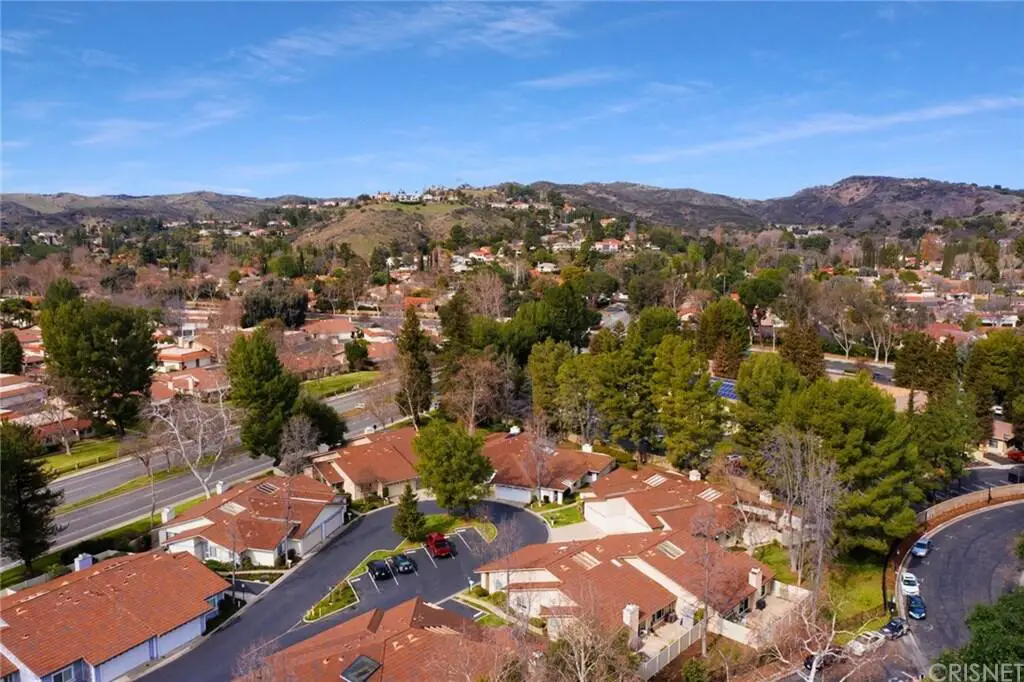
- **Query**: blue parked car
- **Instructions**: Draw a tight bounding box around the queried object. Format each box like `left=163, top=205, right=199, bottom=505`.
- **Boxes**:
left=907, top=595, right=927, bottom=620
left=911, top=539, right=933, bottom=558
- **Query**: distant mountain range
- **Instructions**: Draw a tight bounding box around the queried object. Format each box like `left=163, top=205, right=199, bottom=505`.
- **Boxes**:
left=3, top=176, right=1021, bottom=233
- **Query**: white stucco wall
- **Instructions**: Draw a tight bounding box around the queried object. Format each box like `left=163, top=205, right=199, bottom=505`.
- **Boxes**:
left=480, top=568, right=557, bottom=593
left=246, top=548, right=278, bottom=567
left=157, top=617, right=203, bottom=656
left=493, top=485, right=532, bottom=504
left=584, top=498, right=651, bottom=534
left=166, top=537, right=201, bottom=559
left=508, top=589, right=575, bottom=618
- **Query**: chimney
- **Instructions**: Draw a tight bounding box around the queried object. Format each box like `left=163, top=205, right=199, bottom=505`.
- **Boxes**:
left=622, top=603, right=641, bottom=649
left=758, top=490, right=773, bottom=505
left=215, top=480, right=225, bottom=495
left=748, top=567, right=763, bottom=591
left=688, top=469, right=701, bottom=482
left=160, top=507, right=175, bottom=524
left=74, top=554, right=93, bottom=572
left=185, top=375, right=196, bottom=393
left=581, top=443, right=593, bottom=453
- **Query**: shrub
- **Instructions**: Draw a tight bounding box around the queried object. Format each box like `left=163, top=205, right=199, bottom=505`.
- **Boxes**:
left=470, top=585, right=489, bottom=598
left=529, top=617, right=547, bottom=630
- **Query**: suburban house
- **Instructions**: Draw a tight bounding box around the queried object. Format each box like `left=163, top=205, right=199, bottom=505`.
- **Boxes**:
left=302, top=317, right=358, bottom=343
left=151, top=367, right=230, bottom=402
left=0, top=374, right=46, bottom=415
left=159, top=476, right=345, bottom=567
left=593, top=238, right=623, bottom=254
left=232, top=597, right=524, bottom=682
left=476, top=529, right=806, bottom=661
left=483, top=432, right=615, bottom=505
left=367, top=341, right=398, bottom=365
left=9, top=408, right=92, bottom=449
left=984, top=419, right=1015, bottom=458
left=308, top=427, right=419, bottom=501
left=156, top=347, right=214, bottom=372
left=0, top=552, right=228, bottom=682
left=583, top=466, right=797, bottom=548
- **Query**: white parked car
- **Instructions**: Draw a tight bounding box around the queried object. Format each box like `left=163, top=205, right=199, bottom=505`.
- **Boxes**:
left=847, top=630, right=885, bottom=656
left=900, top=572, right=920, bottom=597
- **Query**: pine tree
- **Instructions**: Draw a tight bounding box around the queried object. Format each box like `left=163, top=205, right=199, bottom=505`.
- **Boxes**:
left=392, top=483, right=426, bottom=541
left=1, top=423, right=64, bottom=575
left=413, top=421, right=491, bottom=514
left=780, top=324, right=825, bottom=381
left=395, top=306, right=433, bottom=426
left=0, top=330, right=23, bottom=375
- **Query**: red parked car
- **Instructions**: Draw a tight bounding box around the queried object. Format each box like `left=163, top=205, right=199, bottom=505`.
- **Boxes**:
left=425, top=532, right=454, bottom=558
left=1006, top=449, right=1024, bottom=463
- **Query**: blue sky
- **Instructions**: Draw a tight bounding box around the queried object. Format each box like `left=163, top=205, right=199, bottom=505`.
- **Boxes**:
left=2, top=2, right=1022, bottom=199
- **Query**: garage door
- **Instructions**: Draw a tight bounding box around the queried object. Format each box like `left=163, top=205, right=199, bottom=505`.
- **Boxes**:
left=322, top=510, right=344, bottom=538
left=494, top=485, right=532, bottom=504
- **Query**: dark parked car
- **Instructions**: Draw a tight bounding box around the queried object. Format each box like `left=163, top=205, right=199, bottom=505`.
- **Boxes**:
left=804, top=647, right=846, bottom=672
left=367, top=559, right=393, bottom=581
left=392, top=554, right=416, bottom=574
left=1008, top=466, right=1024, bottom=484
left=880, top=617, right=909, bottom=639
left=907, top=595, right=927, bottom=620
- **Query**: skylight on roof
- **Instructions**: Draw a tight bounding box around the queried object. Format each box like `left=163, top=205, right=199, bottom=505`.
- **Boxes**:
left=697, top=488, right=723, bottom=502
left=644, top=474, right=667, bottom=487
left=255, top=482, right=279, bottom=495
left=219, top=501, right=245, bottom=515
left=341, top=655, right=382, bottom=682
left=657, top=541, right=685, bottom=559
left=571, top=551, right=600, bottom=570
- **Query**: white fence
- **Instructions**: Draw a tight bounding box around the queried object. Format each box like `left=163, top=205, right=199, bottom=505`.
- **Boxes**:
left=639, top=623, right=704, bottom=680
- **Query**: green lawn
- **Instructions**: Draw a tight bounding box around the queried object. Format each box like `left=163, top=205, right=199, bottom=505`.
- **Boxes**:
left=301, top=371, right=378, bottom=399
left=528, top=500, right=567, bottom=512
left=827, top=558, right=886, bottom=629
left=542, top=504, right=584, bottom=528
left=477, top=613, right=507, bottom=627
left=44, top=438, right=121, bottom=475
left=305, top=583, right=357, bottom=621
left=753, top=542, right=798, bottom=585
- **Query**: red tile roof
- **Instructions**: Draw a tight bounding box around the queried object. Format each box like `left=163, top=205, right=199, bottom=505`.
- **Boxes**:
left=482, top=433, right=613, bottom=491
left=313, top=427, right=419, bottom=487
left=302, top=317, right=357, bottom=336
left=234, top=597, right=529, bottom=682
left=0, top=551, right=227, bottom=677
left=162, top=475, right=338, bottom=552
left=0, top=652, right=16, bottom=677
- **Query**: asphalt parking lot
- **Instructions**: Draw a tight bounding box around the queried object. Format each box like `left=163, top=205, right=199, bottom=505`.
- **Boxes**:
left=901, top=503, right=1024, bottom=663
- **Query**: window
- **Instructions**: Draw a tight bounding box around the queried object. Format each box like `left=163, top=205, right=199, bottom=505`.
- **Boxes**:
left=52, top=667, right=75, bottom=682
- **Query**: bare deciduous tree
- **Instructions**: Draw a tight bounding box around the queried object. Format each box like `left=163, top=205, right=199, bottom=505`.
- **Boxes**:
left=363, top=363, right=400, bottom=431
left=466, top=270, right=507, bottom=318
left=442, top=353, right=504, bottom=434
left=232, top=637, right=297, bottom=682
left=146, top=389, right=235, bottom=498
left=817, top=277, right=864, bottom=359
left=527, top=417, right=554, bottom=504
left=278, top=414, right=317, bottom=475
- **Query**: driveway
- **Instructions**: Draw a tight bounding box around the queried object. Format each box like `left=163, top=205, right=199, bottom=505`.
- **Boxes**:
left=143, top=500, right=547, bottom=682
left=902, top=503, right=1024, bottom=663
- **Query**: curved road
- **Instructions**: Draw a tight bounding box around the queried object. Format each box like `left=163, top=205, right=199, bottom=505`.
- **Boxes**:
left=904, top=503, right=1024, bottom=663
left=145, top=500, right=548, bottom=682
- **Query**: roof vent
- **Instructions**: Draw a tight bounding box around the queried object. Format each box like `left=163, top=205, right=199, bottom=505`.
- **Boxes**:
left=697, top=488, right=723, bottom=502
left=255, top=481, right=279, bottom=495
left=508, top=425, right=522, bottom=436
left=219, top=501, right=246, bottom=515
left=571, top=551, right=600, bottom=570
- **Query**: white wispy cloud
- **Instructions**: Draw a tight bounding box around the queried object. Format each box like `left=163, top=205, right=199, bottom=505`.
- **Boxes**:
left=1, top=140, right=30, bottom=150
left=74, top=118, right=164, bottom=146
left=1, top=29, right=47, bottom=55
left=9, top=100, right=66, bottom=120
left=518, top=67, right=626, bottom=90
left=125, top=75, right=230, bottom=101
left=172, top=101, right=245, bottom=136
left=79, top=49, right=137, bottom=72
left=631, top=95, right=1024, bottom=163
left=877, top=6, right=897, bottom=22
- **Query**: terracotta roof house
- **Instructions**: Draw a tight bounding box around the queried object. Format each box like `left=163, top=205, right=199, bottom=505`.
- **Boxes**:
left=8, top=408, right=93, bottom=449
left=159, top=475, right=345, bottom=567
left=476, top=528, right=804, bottom=657
left=309, top=427, right=419, bottom=501
left=367, top=341, right=398, bottom=365
left=984, top=419, right=1016, bottom=458
left=151, top=366, right=230, bottom=401
left=0, top=551, right=228, bottom=682
left=156, top=346, right=214, bottom=372
left=232, top=597, right=527, bottom=682
left=0, top=374, right=46, bottom=415
left=584, top=466, right=796, bottom=549
left=483, top=431, right=615, bottom=505
left=302, top=317, right=358, bottom=343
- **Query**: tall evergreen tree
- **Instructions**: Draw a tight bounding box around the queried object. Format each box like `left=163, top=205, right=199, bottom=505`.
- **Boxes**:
left=785, top=375, right=923, bottom=554
left=227, top=327, right=300, bottom=459
left=395, top=306, right=434, bottom=425
left=392, top=483, right=426, bottom=541
left=0, top=329, right=24, bottom=375
left=734, top=353, right=804, bottom=473
left=695, top=298, right=749, bottom=357
left=413, top=421, right=491, bottom=514
left=910, top=389, right=976, bottom=494
left=592, top=338, right=657, bottom=462
left=1, top=423, right=64, bottom=575
left=527, top=339, right=573, bottom=422
left=41, top=299, right=156, bottom=433
left=651, top=336, right=724, bottom=470
left=780, top=324, right=825, bottom=381
left=41, top=277, right=79, bottom=314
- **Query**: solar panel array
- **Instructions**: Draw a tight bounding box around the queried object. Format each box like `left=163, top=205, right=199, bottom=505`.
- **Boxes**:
left=714, top=378, right=739, bottom=401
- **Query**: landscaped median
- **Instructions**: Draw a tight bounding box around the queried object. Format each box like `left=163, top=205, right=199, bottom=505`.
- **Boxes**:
left=43, top=437, right=121, bottom=476
left=301, top=371, right=379, bottom=399
left=302, top=514, right=499, bottom=623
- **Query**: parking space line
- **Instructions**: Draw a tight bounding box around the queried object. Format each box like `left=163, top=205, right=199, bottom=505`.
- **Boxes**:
left=387, top=557, right=400, bottom=586
left=455, top=530, right=473, bottom=553
left=423, top=544, right=437, bottom=568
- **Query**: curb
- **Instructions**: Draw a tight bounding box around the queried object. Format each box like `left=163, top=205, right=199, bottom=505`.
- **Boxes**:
left=54, top=455, right=132, bottom=482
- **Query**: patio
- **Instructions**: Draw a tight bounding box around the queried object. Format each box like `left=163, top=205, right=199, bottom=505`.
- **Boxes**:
left=639, top=619, right=695, bottom=658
